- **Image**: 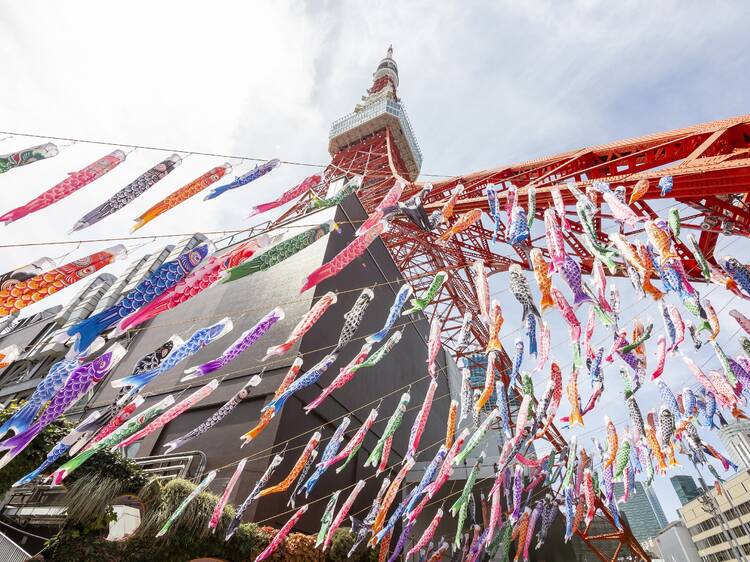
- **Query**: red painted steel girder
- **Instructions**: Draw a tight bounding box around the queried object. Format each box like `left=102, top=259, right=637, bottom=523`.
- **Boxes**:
left=421, top=114, right=750, bottom=265
left=261, top=104, right=750, bottom=562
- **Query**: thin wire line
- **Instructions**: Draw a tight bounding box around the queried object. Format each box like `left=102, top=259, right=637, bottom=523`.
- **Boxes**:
left=0, top=130, right=454, bottom=179
left=238, top=391, right=452, bottom=470
left=220, top=265, right=746, bottom=533
left=0, top=193, right=720, bottom=250
left=251, top=437, right=446, bottom=527
left=193, top=279, right=672, bottom=504
left=80, top=231, right=734, bottom=464
left=9, top=186, right=742, bottom=496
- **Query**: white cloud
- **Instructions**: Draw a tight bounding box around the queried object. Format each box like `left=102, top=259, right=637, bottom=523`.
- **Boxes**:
left=0, top=0, right=749, bottom=523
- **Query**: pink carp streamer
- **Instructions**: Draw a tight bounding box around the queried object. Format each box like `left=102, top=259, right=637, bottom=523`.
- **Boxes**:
left=264, top=292, right=336, bottom=360
left=255, top=504, right=309, bottom=562
left=0, top=150, right=126, bottom=225
left=322, top=408, right=378, bottom=472
left=248, top=173, right=322, bottom=218
left=426, top=315, right=442, bottom=377
left=650, top=335, right=667, bottom=379
left=117, top=237, right=271, bottom=333
left=323, top=479, right=367, bottom=550
left=356, top=180, right=404, bottom=235
left=115, top=380, right=219, bottom=449
left=304, top=343, right=371, bottom=412
left=406, top=378, right=438, bottom=460
left=406, top=507, right=443, bottom=560
left=209, top=458, right=247, bottom=531
left=83, top=396, right=145, bottom=450
left=300, top=221, right=386, bottom=293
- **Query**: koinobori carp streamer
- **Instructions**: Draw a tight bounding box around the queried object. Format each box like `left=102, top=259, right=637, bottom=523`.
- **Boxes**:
left=1, top=150, right=126, bottom=224
left=132, top=163, right=232, bottom=231
left=0, top=142, right=58, bottom=175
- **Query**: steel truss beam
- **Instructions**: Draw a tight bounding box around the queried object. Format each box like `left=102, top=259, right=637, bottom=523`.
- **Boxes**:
left=274, top=113, right=750, bottom=562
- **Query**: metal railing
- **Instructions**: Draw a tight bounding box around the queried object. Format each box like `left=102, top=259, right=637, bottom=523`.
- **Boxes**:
left=1, top=451, right=207, bottom=527
left=134, top=450, right=206, bottom=482
left=0, top=530, right=30, bottom=562
left=329, top=97, right=423, bottom=170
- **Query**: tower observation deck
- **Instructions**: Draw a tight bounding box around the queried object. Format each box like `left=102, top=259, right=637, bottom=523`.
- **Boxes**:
left=328, top=46, right=422, bottom=181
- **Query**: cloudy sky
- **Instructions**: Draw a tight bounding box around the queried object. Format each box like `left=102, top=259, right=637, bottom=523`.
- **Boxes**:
left=1, top=0, right=750, bottom=523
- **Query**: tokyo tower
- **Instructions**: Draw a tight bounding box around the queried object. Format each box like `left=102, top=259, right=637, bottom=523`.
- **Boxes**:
left=277, top=46, right=750, bottom=560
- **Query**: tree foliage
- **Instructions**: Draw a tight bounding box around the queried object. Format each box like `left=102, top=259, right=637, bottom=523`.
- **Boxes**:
left=0, top=407, right=376, bottom=561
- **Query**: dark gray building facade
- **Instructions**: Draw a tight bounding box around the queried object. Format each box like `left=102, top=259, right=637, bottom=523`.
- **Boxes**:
left=671, top=475, right=701, bottom=507
left=0, top=194, right=450, bottom=538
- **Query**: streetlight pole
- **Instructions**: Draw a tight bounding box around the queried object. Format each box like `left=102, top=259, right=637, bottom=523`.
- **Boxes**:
left=692, top=461, right=747, bottom=561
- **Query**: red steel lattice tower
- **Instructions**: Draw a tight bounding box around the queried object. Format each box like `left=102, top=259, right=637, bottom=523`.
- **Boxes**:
left=275, top=47, right=680, bottom=560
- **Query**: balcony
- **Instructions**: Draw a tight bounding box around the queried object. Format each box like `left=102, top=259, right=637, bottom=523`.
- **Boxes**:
left=328, top=98, right=423, bottom=181
left=0, top=451, right=207, bottom=528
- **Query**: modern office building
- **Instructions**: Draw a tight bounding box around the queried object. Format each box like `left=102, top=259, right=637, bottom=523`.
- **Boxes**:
left=672, top=474, right=702, bottom=506
left=680, top=469, right=750, bottom=562
left=646, top=521, right=701, bottom=562
left=613, top=481, right=668, bottom=544
left=719, top=420, right=750, bottom=469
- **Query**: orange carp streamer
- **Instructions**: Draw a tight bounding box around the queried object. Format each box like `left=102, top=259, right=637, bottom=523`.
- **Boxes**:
left=132, top=164, right=231, bottom=231
left=240, top=358, right=302, bottom=443
left=0, top=246, right=125, bottom=317
left=445, top=399, right=458, bottom=449
left=255, top=432, right=321, bottom=498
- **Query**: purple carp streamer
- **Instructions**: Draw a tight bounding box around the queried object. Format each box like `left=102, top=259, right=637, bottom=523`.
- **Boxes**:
left=72, top=154, right=182, bottom=231
left=13, top=411, right=101, bottom=486
left=0, top=344, right=127, bottom=467
left=182, top=307, right=283, bottom=380
left=205, top=158, right=280, bottom=200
